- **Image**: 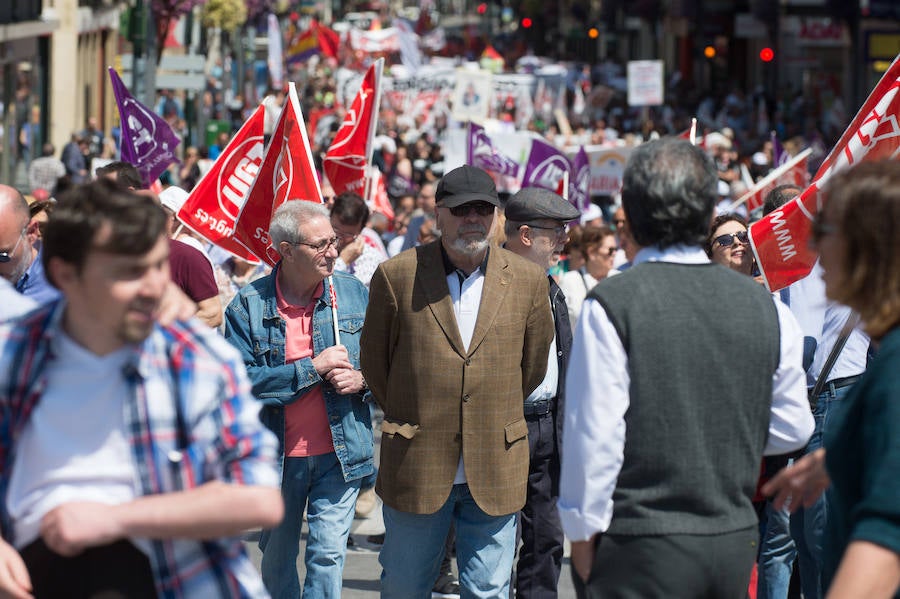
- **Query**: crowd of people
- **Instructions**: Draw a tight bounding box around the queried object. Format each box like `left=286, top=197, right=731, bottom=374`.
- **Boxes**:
left=1, top=117, right=899, bottom=599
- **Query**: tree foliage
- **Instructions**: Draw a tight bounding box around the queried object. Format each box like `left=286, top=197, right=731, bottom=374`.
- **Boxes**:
left=150, top=0, right=206, bottom=61
left=201, top=0, right=247, bottom=31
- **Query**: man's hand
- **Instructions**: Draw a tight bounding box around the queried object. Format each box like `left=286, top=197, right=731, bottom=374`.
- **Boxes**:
left=311, top=345, right=353, bottom=376
left=39, top=502, right=125, bottom=557
left=761, top=448, right=830, bottom=512
left=325, top=368, right=366, bottom=395
left=0, top=538, right=32, bottom=599
left=339, top=238, right=365, bottom=265
left=570, top=537, right=597, bottom=583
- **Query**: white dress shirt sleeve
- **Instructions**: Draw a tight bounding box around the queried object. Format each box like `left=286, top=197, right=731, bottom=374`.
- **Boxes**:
left=764, top=299, right=815, bottom=455
left=558, top=297, right=629, bottom=542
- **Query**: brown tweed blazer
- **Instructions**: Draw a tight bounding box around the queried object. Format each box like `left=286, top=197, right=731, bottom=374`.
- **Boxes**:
left=360, top=240, right=554, bottom=516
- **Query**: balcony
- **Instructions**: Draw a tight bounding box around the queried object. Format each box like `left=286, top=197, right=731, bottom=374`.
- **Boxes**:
left=0, top=0, right=44, bottom=24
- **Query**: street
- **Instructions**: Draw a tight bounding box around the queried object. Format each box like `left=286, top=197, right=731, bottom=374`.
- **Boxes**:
left=244, top=410, right=577, bottom=597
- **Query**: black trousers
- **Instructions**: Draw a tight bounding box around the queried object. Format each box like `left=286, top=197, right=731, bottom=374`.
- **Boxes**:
left=515, top=412, right=564, bottom=599
left=20, top=538, right=157, bottom=599
left=574, top=527, right=757, bottom=599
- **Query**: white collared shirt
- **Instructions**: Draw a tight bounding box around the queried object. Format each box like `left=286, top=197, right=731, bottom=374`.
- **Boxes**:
left=446, top=264, right=486, bottom=485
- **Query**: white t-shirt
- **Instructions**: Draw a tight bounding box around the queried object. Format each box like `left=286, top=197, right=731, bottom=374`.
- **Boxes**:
left=7, top=332, right=139, bottom=549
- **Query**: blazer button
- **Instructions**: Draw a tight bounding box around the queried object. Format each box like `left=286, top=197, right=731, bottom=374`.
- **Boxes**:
left=463, top=393, right=471, bottom=402
left=465, top=358, right=471, bottom=366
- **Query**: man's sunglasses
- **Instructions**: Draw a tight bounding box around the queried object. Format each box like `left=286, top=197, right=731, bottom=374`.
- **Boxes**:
left=713, top=231, right=749, bottom=248
left=447, top=202, right=495, bottom=217
left=0, top=228, right=26, bottom=263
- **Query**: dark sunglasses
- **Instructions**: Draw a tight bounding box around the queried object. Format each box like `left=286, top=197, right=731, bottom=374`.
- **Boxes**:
left=713, top=231, right=749, bottom=248
left=447, top=202, right=495, bottom=217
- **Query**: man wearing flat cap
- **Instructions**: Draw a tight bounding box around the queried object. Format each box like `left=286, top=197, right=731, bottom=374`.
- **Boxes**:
left=504, top=187, right=580, bottom=598
left=361, top=165, right=555, bottom=597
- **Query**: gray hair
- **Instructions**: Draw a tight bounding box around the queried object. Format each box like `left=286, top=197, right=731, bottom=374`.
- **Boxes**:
left=269, top=200, right=331, bottom=248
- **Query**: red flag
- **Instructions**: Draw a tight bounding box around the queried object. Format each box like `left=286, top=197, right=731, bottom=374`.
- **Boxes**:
left=750, top=55, right=900, bottom=291
left=316, top=21, right=340, bottom=59
left=729, top=149, right=811, bottom=213
left=323, top=59, right=384, bottom=197
left=176, top=104, right=265, bottom=263
left=367, top=166, right=395, bottom=221
left=234, top=83, right=322, bottom=266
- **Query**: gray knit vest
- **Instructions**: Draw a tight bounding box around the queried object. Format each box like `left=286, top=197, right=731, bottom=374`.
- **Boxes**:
left=588, top=262, right=780, bottom=536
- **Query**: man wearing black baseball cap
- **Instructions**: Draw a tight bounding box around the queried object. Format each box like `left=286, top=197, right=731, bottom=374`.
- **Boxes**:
left=504, top=187, right=579, bottom=598
left=361, top=165, right=554, bottom=598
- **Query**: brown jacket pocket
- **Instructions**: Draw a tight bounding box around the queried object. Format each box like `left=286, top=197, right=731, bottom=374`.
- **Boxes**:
left=504, top=418, right=528, bottom=446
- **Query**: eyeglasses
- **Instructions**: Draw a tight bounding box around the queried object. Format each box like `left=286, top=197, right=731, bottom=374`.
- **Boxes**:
left=0, top=228, right=26, bottom=263
left=713, top=231, right=749, bottom=248
left=447, top=202, right=495, bottom=217
left=601, top=246, right=618, bottom=257
left=293, top=236, right=339, bottom=254
left=333, top=229, right=359, bottom=242
left=522, top=223, right=568, bottom=239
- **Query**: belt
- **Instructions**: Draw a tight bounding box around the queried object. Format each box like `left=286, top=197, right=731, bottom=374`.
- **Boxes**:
left=824, top=374, right=861, bottom=392
left=809, top=374, right=861, bottom=410
left=523, top=397, right=555, bottom=417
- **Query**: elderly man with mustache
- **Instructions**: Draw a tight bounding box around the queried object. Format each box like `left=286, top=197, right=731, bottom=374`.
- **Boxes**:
left=361, top=165, right=555, bottom=598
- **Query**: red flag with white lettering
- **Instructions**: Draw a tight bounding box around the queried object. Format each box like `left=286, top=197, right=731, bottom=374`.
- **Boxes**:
left=750, top=55, right=900, bottom=291
left=729, top=149, right=811, bottom=213
left=367, top=166, right=395, bottom=220
left=324, top=58, right=383, bottom=197
left=234, top=82, right=322, bottom=266
left=176, top=104, right=265, bottom=263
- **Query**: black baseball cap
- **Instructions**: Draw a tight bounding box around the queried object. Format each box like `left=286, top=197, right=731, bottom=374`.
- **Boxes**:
left=435, top=165, right=501, bottom=208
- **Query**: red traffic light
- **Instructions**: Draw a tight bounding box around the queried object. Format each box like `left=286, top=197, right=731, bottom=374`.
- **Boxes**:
left=477, top=3, right=487, bottom=14
left=521, top=17, right=533, bottom=28
left=760, top=47, right=775, bottom=62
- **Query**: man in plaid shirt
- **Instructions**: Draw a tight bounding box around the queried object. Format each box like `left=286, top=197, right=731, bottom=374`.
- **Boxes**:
left=0, top=179, right=283, bottom=598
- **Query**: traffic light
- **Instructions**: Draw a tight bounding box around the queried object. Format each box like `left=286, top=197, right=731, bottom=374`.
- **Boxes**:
left=760, top=47, right=775, bottom=62
left=588, top=27, right=599, bottom=39
left=521, top=17, right=533, bottom=28
left=704, top=45, right=716, bottom=59
left=477, top=3, right=487, bottom=15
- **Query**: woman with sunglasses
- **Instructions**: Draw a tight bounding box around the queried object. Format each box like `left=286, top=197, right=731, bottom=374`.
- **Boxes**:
left=557, top=225, right=619, bottom=327
left=706, top=214, right=753, bottom=276
left=763, top=161, right=900, bottom=597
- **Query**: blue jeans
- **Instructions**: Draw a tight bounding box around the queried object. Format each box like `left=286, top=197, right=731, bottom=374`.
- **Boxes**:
left=380, top=483, right=518, bottom=599
left=790, top=383, right=852, bottom=599
left=260, top=452, right=361, bottom=599
left=757, top=491, right=796, bottom=599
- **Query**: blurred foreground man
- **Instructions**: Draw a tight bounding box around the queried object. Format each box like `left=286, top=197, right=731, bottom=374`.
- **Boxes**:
left=0, top=180, right=282, bottom=598
left=361, top=166, right=554, bottom=598
left=559, top=138, right=814, bottom=598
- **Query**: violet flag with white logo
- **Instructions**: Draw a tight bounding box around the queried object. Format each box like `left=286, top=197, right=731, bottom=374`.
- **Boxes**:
left=108, top=67, right=180, bottom=188
left=466, top=122, right=520, bottom=178
left=522, top=137, right=572, bottom=193
left=569, top=146, right=591, bottom=213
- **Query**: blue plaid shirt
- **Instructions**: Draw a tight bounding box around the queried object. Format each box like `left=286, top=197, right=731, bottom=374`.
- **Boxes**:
left=0, top=301, right=280, bottom=598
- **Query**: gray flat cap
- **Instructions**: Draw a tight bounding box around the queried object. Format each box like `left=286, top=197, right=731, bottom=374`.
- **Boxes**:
left=505, top=187, right=581, bottom=222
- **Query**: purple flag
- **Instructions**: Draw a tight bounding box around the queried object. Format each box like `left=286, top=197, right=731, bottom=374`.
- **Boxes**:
left=109, top=67, right=180, bottom=188
left=771, top=130, right=789, bottom=168
left=466, top=123, right=520, bottom=178
left=569, top=146, right=591, bottom=212
left=522, top=137, right=572, bottom=192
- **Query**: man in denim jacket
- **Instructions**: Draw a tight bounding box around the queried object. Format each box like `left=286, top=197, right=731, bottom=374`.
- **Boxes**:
left=224, top=200, right=374, bottom=598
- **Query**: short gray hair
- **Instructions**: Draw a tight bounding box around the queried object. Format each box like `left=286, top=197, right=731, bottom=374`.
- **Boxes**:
left=269, top=200, right=331, bottom=249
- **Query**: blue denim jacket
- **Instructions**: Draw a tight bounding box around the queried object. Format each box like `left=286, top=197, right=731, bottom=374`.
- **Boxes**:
left=224, top=266, right=374, bottom=482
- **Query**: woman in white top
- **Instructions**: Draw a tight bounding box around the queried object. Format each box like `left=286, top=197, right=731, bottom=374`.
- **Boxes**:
left=558, top=225, right=620, bottom=327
